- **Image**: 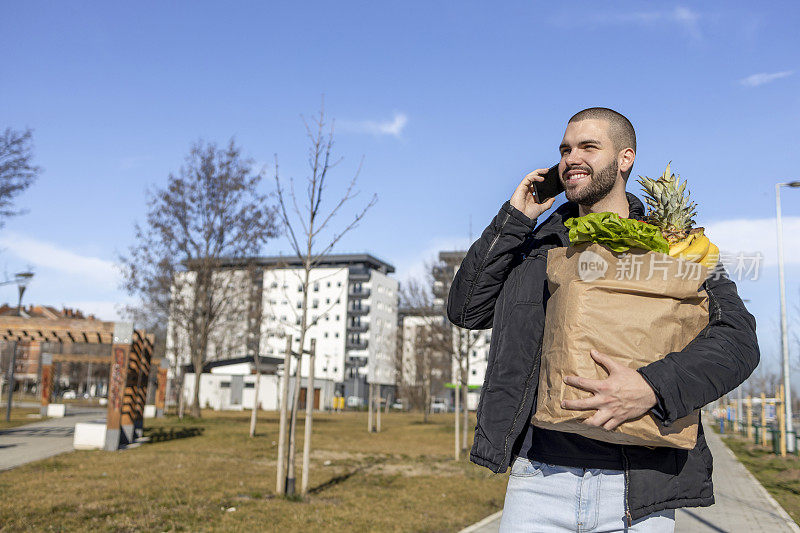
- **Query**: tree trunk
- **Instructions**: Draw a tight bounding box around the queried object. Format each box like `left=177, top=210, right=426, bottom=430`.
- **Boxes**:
left=463, top=352, right=469, bottom=453
left=190, top=360, right=202, bottom=418
left=301, top=340, right=316, bottom=494
left=376, top=384, right=381, bottom=432
left=454, top=380, right=460, bottom=460
left=368, top=382, right=374, bottom=433
left=249, top=374, right=261, bottom=437
left=276, top=336, right=292, bottom=495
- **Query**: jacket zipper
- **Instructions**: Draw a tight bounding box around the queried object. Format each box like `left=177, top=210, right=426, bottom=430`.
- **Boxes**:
left=459, top=212, right=510, bottom=326
left=621, top=446, right=632, bottom=526
left=501, top=339, right=543, bottom=469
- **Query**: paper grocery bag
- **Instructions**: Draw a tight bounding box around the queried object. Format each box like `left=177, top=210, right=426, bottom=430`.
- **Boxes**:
left=531, top=243, right=709, bottom=449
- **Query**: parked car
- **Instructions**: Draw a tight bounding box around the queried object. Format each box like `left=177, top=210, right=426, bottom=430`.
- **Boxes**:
left=430, top=399, right=447, bottom=413
left=61, top=390, right=77, bottom=400
left=391, top=400, right=408, bottom=411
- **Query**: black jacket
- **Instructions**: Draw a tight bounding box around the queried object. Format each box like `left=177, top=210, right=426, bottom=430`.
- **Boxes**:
left=447, top=193, right=760, bottom=520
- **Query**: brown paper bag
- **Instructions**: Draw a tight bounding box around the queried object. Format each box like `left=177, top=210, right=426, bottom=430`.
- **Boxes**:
left=531, top=243, right=709, bottom=449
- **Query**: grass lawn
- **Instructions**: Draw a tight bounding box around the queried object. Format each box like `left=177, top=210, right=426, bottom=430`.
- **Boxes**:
left=0, top=410, right=508, bottom=532
left=721, top=433, right=800, bottom=524
left=0, top=407, right=45, bottom=429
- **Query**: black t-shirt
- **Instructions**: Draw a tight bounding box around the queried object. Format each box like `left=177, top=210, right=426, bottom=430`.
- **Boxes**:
left=516, top=423, right=625, bottom=470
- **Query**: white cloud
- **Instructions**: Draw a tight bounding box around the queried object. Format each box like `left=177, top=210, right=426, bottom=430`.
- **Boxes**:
left=551, top=6, right=702, bottom=37
left=705, top=216, right=800, bottom=267
left=739, top=71, right=793, bottom=88
left=341, top=112, right=408, bottom=138
left=0, top=232, right=119, bottom=291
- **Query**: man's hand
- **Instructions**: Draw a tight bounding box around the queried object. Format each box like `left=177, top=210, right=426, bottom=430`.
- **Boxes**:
left=510, top=168, right=557, bottom=221
left=561, top=350, right=658, bottom=431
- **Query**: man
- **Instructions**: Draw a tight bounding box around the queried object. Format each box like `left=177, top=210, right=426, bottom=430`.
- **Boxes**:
left=447, top=107, right=759, bottom=531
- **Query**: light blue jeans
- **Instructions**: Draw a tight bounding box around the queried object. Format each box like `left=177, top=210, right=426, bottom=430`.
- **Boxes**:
left=499, top=457, right=675, bottom=532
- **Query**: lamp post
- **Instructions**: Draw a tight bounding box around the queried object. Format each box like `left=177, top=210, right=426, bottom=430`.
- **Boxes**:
left=776, top=181, right=800, bottom=452
left=4, top=271, right=34, bottom=422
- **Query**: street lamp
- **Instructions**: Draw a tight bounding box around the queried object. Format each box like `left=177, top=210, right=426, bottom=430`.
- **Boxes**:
left=776, top=181, right=800, bottom=452
left=4, top=270, right=34, bottom=421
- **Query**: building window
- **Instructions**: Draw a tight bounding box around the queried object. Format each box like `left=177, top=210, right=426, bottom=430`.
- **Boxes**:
left=336, top=298, right=340, bottom=304
left=244, top=382, right=255, bottom=389
left=270, top=282, right=278, bottom=288
left=314, top=283, right=319, bottom=292
left=337, top=281, right=342, bottom=287
left=324, top=332, right=329, bottom=338
left=298, top=284, right=303, bottom=292
left=327, top=281, right=331, bottom=287
left=312, top=299, right=319, bottom=309
left=220, top=382, right=231, bottom=388
left=335, top=315, right=340, bottom=321
left=472, top=369, right=477, bottom=375
left=297, top=301, right=302, bottom=309
left=326, top=298, right=330, bottom=304
left=335, top=332, right=339, bottom=338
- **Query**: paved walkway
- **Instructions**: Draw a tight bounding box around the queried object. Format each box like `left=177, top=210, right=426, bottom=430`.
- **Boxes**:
left=461, top=428, right=799, bottom=532
left=0, top=407, right=105, bottom=471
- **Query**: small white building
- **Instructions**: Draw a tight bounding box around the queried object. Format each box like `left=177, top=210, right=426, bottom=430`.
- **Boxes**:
left=182, top=356, right=335, bottom=412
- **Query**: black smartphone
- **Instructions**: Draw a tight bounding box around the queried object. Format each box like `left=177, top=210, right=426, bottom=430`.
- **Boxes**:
left=532, top=164, right=564, bottom=204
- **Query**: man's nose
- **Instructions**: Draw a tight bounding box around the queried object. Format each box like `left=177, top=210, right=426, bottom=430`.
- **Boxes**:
left=565, top=150, right=582, bottom=167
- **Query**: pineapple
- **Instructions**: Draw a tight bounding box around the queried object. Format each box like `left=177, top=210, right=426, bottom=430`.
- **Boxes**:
left=637, top=163, right=719, bottom=267
left=636, top=162, right=697, bottom=244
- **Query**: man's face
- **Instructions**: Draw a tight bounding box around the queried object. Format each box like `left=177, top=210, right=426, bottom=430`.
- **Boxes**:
left=558, top=119, right=621, bottom=205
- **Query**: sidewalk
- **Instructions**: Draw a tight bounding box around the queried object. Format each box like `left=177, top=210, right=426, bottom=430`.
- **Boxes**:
left=460, top=428, right=799, bottom=532
left=0, top=407, right=106, bottom=471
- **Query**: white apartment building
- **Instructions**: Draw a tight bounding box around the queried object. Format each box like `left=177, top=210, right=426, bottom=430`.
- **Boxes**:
left=166, top=254, right=398, bottom=407
left=437, top=251, right=492, bottom=410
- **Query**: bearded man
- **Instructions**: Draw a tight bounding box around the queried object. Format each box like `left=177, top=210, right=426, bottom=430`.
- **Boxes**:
left=447, top=107, right=759, bottom=532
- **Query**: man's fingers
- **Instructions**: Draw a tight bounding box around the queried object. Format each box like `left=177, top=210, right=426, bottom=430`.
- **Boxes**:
left=583, top=410, right=614, bottom=428
left=523, top=168, right=550, bottom=183
left=563, top=375, right=602, bottom=393
left=562, top=395, right=604, bottom=411
left=590, top=350, right=619, bottom=372
left=602, top=418, right=622, bottom=431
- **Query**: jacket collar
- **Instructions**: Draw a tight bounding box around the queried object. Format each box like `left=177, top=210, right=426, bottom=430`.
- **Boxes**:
left=534, top=191, right=646, bottom=243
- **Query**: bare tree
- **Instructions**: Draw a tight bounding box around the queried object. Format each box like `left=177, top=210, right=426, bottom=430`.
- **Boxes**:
left=120, top=139, right=279, bottom=418
left=274, top=104, right=376, bottom=497
left=398, top=266, right=452, bottom=425
left=0, top=128, right=39, bottom=227
left=453, top=325, right=481, bottom=456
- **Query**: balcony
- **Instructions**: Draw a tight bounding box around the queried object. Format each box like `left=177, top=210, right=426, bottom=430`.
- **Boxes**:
left=347, top=305, right=370, bottom=316
left=349, top=267, right=371, bottom=282
left=348, top=287, right=371, bottom=299
left=347, top=322, right=369, bottom=333
left=346, top=339, right=369, bottom=351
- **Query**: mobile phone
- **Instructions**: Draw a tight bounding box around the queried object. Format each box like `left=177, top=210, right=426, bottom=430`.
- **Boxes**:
left=532, top=164, right=564, bottom=204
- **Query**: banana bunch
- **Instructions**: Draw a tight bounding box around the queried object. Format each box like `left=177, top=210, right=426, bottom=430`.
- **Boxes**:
left=668, top=228, right=719, bottom=268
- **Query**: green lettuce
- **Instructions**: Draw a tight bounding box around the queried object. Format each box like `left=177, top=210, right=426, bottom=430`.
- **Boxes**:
left=564, top=212, right=669, bottom=254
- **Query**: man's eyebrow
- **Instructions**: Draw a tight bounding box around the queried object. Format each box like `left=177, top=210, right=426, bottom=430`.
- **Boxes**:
left=559, top=139, right=603, bottom=151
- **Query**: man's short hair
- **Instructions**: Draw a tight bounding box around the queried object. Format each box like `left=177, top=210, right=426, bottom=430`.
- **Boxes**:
left=568, top=107, right=636, bottom=154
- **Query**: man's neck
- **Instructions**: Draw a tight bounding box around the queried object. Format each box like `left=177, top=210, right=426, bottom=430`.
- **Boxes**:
left=577, top=183, right=630, bottom=219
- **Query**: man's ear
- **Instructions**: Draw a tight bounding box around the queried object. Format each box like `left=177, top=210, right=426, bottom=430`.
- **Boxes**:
left=618, top=148, right=635, bottom=176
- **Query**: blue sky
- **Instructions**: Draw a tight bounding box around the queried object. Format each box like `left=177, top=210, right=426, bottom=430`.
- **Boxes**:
left=1, top=1, right=799, bottom=382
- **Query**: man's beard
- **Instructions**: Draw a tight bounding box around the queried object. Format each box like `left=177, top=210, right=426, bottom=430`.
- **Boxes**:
left=563, top=159, right=618, bottom=206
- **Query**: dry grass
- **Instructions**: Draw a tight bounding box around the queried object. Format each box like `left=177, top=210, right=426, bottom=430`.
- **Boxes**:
left=0, top=407, right=45, bottom=429
left=0, top=410, right=507, bottom=532
left=721, top=434, right=800, bottom=524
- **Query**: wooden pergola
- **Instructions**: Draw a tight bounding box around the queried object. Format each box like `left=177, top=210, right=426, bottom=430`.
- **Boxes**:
left=0, top=315, right=159, bottom=450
